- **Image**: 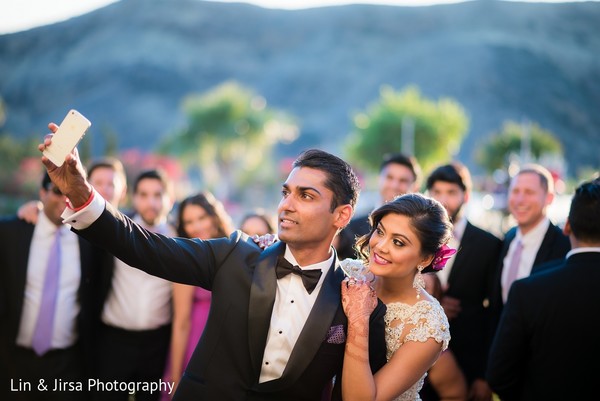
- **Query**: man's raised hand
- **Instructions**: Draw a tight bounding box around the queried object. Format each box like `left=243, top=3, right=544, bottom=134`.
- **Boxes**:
left=39, top=122, right=93, bottom=208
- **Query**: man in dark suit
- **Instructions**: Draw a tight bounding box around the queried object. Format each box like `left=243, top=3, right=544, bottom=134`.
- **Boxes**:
left=489, top=164, right=570, bottom=334
left=426, top=162, right=501, bottom=401
left=0, top=173, right=100, bottom=401
left=41, top=140, right=387, bottom=401
left=487, top=178, right=600, bottom=400
left=337, top=152, right=421, bottom=259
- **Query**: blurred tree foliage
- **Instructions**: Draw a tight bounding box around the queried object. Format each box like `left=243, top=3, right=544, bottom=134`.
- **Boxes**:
left=345, top=85, right=469, bottom=174
left=0, top=98, right=5, bottom=127
left=476, top=121, right=563, bottom=173
left=0, top=140, right=44, bottom=216
left=0, top=99, right=44, bottom=214
left=158, top=81, right=298, bottom=201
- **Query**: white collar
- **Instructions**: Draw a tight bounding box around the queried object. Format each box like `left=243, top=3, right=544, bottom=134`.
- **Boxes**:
left=284, top=246, right=334, bottom=273
left=516, top=217, right=550, bottom=246
left=566, top=247, right=600, bottom=258
left=452, top=216, right=468, bottom=242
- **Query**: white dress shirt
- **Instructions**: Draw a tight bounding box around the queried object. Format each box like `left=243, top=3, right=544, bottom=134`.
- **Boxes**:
left=566, top=247, right=600, bottom=258
left=17, top=212, right=81, bottom=350
left=259, top=247, right=334, bottom=383
left=61, top=188, right=105, bottom=230
left=101, top=215, right=174, bottom=330
left=501, top=217, right=550, bottom=302
left=437, top=216, right=467, bottom=288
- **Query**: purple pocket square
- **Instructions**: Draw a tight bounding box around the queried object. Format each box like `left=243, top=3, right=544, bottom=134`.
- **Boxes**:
left=325, top=325, right=346, bottom=344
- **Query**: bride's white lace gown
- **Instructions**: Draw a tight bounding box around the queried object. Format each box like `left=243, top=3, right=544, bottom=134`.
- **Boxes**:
left=385, top=299, right=450, bottom=401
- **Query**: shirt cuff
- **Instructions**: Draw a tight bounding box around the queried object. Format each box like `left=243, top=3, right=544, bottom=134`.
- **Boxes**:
left=61, top=188, right=106, bottom=230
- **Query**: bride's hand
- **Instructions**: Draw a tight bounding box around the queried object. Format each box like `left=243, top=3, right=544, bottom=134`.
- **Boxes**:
left=341, top=279, right=377, bottom=323
left=252, top=233, right=278, bottom=249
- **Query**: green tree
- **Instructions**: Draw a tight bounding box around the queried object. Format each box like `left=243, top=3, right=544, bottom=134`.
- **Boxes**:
left=159, top=81, right=298, bottom=200
left=0, top=99, right=44, bottom=213
left=0, top=135, right=42, bottom=197
left=476, top=121, right=563, bottom=174
left=345, top=85, right=469, bottom=173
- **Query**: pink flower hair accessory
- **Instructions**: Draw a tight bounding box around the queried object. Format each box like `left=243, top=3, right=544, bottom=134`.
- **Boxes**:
left=431, top=244, right=457, bottom=271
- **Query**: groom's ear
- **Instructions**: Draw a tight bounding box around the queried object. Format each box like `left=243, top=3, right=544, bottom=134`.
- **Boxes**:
left=334, top=204, right=353, bottom=229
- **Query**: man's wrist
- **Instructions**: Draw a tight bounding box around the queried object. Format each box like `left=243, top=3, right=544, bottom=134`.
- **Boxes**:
left=66, top=183, right=94, bottom=209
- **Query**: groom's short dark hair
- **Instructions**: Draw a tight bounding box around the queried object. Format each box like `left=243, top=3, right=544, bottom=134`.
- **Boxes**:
left=293, top=149, right=360, bottom=212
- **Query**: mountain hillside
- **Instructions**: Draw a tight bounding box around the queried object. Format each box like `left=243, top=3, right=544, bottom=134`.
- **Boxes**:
left=1, top=0, right=599, bottom=173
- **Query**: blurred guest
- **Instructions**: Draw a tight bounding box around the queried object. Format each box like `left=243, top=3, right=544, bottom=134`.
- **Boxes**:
left=94, top=169, right=175, bottom=401
left=240, top=209, right=276, bottom=237
left=426, top=162, right=500, bottom=401
left=338, top=152, right=422, bottom=259
left=489, top=164, right=570, bottom=334
left=162, top=192, right=234, bottom=399
left=0, top=173, right=100, bottom=401
left=420, top=273, right=468, bottom=401
left=487, top=178, right=600, bottom=400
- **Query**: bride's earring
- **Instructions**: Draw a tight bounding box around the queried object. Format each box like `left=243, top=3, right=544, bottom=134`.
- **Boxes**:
left=413, top=265, right=425, bottom=299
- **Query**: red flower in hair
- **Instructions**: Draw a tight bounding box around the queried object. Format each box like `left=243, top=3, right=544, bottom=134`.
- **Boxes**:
left=431, top=244, right=457, bottom=271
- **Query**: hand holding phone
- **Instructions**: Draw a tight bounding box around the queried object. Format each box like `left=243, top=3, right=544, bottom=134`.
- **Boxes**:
left=42, top=109, right=91, bottom=166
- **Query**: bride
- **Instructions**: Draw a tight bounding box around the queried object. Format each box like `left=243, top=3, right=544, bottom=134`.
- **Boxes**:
left=340, top=193, right=455, bottom=401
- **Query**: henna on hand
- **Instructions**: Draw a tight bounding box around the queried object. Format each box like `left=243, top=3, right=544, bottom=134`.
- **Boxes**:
left=342, top=280, right=376, bottom=363
left=252, top=233, right=278, bottom=249
left=341, top=279, right=377, bottom=323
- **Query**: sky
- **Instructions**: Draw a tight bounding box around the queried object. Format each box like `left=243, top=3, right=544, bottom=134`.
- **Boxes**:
left=0, top=0, right=591, bottom=35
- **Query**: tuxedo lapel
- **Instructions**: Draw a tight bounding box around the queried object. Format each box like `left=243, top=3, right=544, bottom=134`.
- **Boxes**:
left=248, top=241, right=285, bottom=378
left=533, top=224, right=557, bottom=267
left=278, top=260, right=344, bottom=385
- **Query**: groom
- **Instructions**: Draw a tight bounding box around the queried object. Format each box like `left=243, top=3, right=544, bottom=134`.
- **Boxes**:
left=40, top=129, right=387, bottom=401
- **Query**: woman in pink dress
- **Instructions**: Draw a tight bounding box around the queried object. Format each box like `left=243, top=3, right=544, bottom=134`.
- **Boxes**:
left=162, top=192, right=234, bottom=399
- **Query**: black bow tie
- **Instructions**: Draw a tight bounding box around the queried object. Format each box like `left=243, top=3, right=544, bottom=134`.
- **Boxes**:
left=275, top=257, right=323, bottom=294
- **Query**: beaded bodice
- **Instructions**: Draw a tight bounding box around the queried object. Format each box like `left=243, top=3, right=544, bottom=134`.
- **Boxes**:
left=384, top=299, right=450, bottom=401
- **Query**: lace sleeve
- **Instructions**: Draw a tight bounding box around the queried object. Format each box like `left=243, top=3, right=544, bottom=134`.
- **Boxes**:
left=404, top=300, right=450, bottom=351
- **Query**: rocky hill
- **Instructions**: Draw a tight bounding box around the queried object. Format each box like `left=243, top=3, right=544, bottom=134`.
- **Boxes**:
left=1, top=0, right=599, bottom=173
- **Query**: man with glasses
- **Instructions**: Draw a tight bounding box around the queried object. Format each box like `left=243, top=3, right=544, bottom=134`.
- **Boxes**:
left=0, top=172, right=101, bottom=400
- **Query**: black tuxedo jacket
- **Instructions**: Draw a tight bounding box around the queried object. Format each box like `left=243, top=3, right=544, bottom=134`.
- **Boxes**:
left=74, top=203, right=387, bottom=401
left=486, top=252, right=600, bottom=400
left=444, top=221, right=501, bottom=384
left=489, top=222, right=570, bottom=340
left=347, top=213, right=370, bottom=238
left=0, top=216, right=101, bottom=375
left=336, top=213, right=371, bottom=260
left=93, top=210, right=164, bottom=323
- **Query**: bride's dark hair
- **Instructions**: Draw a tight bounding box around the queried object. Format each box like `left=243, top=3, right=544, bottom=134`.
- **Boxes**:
left=355, top=193, right=452, bottom=271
